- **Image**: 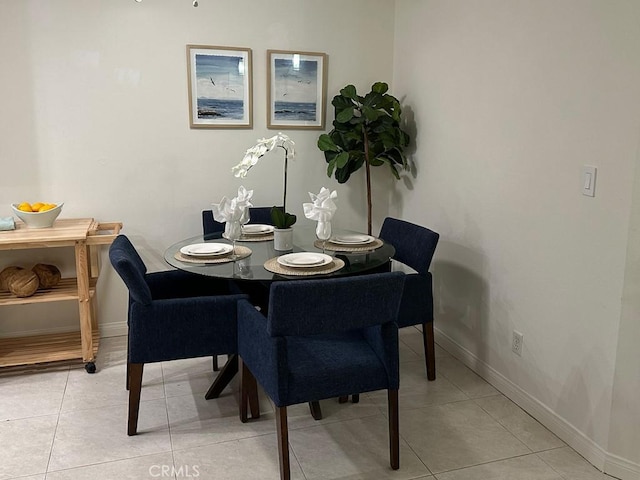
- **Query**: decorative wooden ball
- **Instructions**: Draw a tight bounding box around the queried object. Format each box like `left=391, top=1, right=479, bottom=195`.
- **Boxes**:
left=0, top=266, right=24, bottom=292
left=8, top=269, right=40, bottom=297
left=32, top=263, right=62, bottom=289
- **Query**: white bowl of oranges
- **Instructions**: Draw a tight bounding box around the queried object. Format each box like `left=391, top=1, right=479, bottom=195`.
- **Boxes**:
left=11, top=202, right=64, bottom=228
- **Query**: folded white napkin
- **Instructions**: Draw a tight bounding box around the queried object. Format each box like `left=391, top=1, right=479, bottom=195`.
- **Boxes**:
left=303, top=187, right=337, bottom=239
left=212, top=186, right=253, bottom=239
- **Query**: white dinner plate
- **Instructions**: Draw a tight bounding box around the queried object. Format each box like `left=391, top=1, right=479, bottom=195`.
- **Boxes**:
left=330, top=234, right=375, bottom=245
left=277, top=252, right=333, bottom=268
left=180, top=243, right=233, bottom=257
left=242, top=224, right=275, bottom=235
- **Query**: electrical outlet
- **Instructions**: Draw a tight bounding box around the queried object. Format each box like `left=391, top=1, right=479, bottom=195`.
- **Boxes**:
left=512, top=331, right=523, bottom=356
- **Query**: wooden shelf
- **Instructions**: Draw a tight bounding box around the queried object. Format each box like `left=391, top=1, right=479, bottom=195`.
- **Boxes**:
left=0, top=277, right=97, bottom=306
left=0, top=218, right=121, bottom=371
left=0, top=329, right=100, bottom=368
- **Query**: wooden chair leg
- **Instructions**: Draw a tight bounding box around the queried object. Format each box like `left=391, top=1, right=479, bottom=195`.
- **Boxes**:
left=352, top=394, right=360, bottom=403
left=212, top=355, right=219, bottom=372
left=239, top=357, right=260, bottom=422
left=338, top=396, right=348, bottom=403
left=388, top=389, right=399, bottom=470
left=276, top=406, right=291, bottom=480
left=423, top=322, right=436, bottom=381
left=127, top=363, right=144, bottom=436
left=205, top=354, right=239, bottom=400
left=309, top=401, right=322, bottom=420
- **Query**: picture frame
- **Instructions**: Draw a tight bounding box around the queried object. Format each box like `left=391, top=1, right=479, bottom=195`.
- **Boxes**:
left=267, top=50, right=327, bottom=130
left=186, top=45, right=253, bottom=129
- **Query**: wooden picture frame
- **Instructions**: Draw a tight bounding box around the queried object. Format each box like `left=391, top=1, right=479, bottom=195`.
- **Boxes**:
left=187, top=45, right=253, bottom=129
left=267, top=50, right=327, bottom=130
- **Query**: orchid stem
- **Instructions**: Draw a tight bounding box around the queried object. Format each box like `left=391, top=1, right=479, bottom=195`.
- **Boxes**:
left=282, top=146, right=288, bottom=214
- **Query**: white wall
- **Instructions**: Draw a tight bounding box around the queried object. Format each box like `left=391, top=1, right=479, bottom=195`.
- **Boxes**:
left=0, top=0, right=396, bottom=335
left=393, top=0, right=640, bottom=477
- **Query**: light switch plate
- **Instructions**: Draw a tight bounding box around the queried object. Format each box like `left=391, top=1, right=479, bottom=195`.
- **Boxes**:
left=582, top=165, right=597, bottom=197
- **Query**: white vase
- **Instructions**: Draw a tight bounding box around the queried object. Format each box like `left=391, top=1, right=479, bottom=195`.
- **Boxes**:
left=273, top=228, right=293, bottom=251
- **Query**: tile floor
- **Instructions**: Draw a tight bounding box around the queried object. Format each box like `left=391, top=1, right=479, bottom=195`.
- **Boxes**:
left=0, top=327, right=615, bottom=480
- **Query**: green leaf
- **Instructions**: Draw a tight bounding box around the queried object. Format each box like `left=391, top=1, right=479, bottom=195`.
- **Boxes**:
left=327, top=159, right=336, bottom=177
left=335, top=151, right=350, bottom=168
left=317, top=134, right=338, bottom=152
left=371, top=82, right=389, bottom=94
left=271, top=207, right=297, bottom=228
left=336, top=107, right=354, bottom=123
left=340, top=85, right=358, bottom=100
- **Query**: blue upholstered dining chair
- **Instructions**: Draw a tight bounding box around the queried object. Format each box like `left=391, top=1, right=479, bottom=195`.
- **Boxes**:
left=237, top=272, right=405, bottom=480
left=379, top=217, right=440, bottom=380
left=202, top=206, right=278, bottom=238
left=109, top=235, right=248, bottom=436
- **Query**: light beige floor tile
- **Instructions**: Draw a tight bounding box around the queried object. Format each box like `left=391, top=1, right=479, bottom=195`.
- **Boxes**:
left=167, top=390, right=275, bottom=451
left=368, top=361, right=468, bottom=411
left=45, top=452, right=174, bottom=480
left=399, top=327, right=452, bottom=361
left=399, top=338, right=422, bottom=363
left=474, top=395, right=565, bottom=452
left=0, top=370, right=68, bottom=421
left=162, top=356, right=224, bottom=398
left=434, top=454, right=564, bottom=479
left=437, top=356, right=498, bottom=398
left=61, top=362, right=164, bottom=412
left=5, top=476, right=45, bottom=480
left=289, top=414, right=431, bottom=479
left=537, top=447, right=611, bottom=479
left=173, top=434, right=306, bottom=480
left=94, top=336, right=128, bottom=369
left=0, top=415, right=57, bottom=480
left=285, top=395, right=388, bottom=430
left=48, top=399, right=171, bottom=471
left=401, top=400, right=530, bottom=473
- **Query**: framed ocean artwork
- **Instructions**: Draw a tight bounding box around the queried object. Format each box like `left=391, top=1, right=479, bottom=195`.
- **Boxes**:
left=267, top=50, right=327, bottom=130
left=187, top=45, right=253, bottom=128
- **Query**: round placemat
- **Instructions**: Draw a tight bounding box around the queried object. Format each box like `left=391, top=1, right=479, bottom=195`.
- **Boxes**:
left=174, top=245, right=252, bottom=264
left=264, top=257, right=345, bottom=276
left=237, top=233, right=274, bottom=242
left=314, top=238, right=383, bottom=252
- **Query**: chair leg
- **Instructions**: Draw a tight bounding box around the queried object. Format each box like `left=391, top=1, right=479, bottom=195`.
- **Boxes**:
left=309, top=401, right=322, bottom=420
left=423, top=322, right=436, bottom=381
left=212, top=355, right=219, bottom=372
left=239, top=357, right=260, bottom=423
left=127, top=363, right=144, bottom=436
left=276, top=406, right=291, bottom=480
left=205, top=354, right=239, bottom=400
left=388, top=389, right=399, bottom=470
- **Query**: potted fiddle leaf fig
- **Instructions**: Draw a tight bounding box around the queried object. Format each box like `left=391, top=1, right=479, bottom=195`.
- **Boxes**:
left=317, top=82, right=410, bottom=235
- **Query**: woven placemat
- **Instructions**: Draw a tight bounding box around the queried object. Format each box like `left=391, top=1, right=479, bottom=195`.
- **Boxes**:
left=238, top=233, right=273, bottom=242
left=174, top=245, right=252, bottom=264
left=314, top=238, right=383, bottom=252
left=264, top=257, right=345, bottom=276
left=223, top=233, right=274, bottom=242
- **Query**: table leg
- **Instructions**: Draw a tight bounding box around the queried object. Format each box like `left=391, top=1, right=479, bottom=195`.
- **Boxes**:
left=205, top=354, right=239, bottom=400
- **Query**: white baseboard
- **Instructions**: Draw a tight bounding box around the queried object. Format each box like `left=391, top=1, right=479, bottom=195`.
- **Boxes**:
left=434, top=328, right=640, bottom=480
left=99, top=321, right=128, bottom=338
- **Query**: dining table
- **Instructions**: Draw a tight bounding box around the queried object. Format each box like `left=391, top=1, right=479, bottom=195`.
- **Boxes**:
left=163, top=223, right=395, bottom=417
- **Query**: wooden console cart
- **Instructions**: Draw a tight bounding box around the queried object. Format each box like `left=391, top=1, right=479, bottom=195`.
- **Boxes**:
left=0, top=218, right=122, bottom=373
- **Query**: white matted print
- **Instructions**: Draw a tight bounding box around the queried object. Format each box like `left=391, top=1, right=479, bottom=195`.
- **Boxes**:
left=187, top=45, right=252, bottom=128
left=267, top=50, right=327, bottom=130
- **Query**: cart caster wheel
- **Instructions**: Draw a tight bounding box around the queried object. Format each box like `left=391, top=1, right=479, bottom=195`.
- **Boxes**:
left=85, top=362, right=96, bottom=374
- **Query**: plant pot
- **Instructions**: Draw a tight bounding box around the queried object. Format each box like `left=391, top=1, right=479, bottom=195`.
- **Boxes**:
left=273, top=228, right=293, bottom=251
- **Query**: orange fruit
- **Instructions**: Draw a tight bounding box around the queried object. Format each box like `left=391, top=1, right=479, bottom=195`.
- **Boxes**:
left=17, top=202, right=33, bottom=212
left=38, top=204, right=55, bottom=212
left=31, top=202, right=45, bottom=211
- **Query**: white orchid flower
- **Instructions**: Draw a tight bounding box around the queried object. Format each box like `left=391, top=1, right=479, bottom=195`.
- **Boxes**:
left=231, top=132, right=296, bottom=177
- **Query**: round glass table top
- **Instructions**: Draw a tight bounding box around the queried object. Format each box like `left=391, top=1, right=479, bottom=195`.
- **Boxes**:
left=164, top=225, right=395, bottom=282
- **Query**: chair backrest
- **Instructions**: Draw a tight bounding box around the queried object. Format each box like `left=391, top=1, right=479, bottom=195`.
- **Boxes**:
left=202, top=206, right=281, bottom=236
left=266, top=272, right=405, bottom=337
left=109, top=235, right=153, bottom=305
left=379, top=217, right=439, bottom=275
